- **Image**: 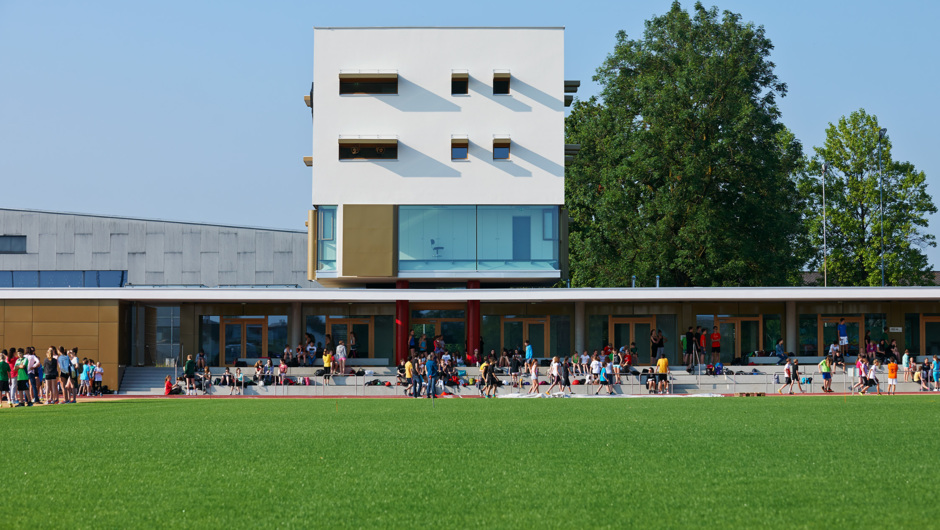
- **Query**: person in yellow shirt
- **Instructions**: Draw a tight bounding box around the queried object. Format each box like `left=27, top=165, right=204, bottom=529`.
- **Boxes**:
left=404, top=358, right=414, bottom=396
left=322, top=351, right=333, bottom=385
left=479, top=358, right=490, bottom=397
left=656, top=354, right=669, bottom=394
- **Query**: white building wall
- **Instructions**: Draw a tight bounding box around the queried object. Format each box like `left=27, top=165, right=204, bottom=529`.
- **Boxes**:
left=311, top=27, right=566, bottom=207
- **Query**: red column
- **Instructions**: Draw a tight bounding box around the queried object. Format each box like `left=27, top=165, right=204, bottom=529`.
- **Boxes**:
left=395, top=280, right=409, bottom=364
left=467, top=280, right=481, bottom=359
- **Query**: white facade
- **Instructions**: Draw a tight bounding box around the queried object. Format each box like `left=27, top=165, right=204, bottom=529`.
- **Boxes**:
left=311, top=27, right=566, bottom=207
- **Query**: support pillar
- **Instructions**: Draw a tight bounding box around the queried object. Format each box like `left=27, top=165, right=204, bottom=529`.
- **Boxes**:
left=785, top=301, right=797, bottom=354
left=467, top=280, right=481, bottom=358
left=395, top=280, right=410, bottom=364
left=290, top=302, right=302, bottom=348
left=574, top=301, right=585, bottom=354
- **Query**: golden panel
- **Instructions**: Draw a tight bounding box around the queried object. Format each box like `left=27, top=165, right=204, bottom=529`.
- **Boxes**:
left=342, top=205, right=395, bottom=277
left=32, top=335, right=100, bottom=351
left=100, top=363, right=119, bottom=391
left=4, top=300, right=33, bottom=322
left=32, top=300, right=99, bottom=323
left=4, top=322, right=32, bottom=346
left=32, top=322, right=100, bottom=336
left=98, top=301, right=119, bottom=323
left=98, top=322, right=119, bottom=360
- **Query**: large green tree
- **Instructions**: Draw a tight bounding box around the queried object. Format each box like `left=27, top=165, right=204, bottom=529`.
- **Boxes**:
left=798, top=109, right=936, bottom=286
left=566, top=1, right=807, bottom=287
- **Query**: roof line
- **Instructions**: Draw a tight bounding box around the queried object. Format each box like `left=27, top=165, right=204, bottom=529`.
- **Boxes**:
left=0, top=207, right=305, bottom=234
left=313, top=26, right=565, bottom=30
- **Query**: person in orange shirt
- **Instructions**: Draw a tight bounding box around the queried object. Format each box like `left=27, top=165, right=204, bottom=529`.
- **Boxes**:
left=886, top=359, right=899, bottom=395
left=710, top=326, right=721, bottom=364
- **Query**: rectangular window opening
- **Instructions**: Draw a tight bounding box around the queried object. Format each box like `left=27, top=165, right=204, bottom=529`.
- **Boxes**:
left=338, top=143, right=398, bottom=160
left=451, top=73, right=469, bottom=95
left=493, top=141, right=511, bottom=160
left=0, top=235, right=27, bottom=254
left=339, top=77, right=398, bottom=95
left=493, top=73, right=510, bottom=95
left=451, top=139, right=469, bottom=160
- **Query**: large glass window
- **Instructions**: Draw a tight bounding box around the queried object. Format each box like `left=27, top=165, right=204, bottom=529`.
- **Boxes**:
left=39, top=271, right=84, bottom=287
left=763, top=314, right=782, bottom=350
left=199, top=316, right=221, bottom=366
left=0, top=270, right=126, bottom=287
left=587, top=315, right=608, bottom=353
left=317, top=206, right=337, bottom=271
left=155, top=306, right=181, bottom=363
left=905, top=313, right=920, bottom=354
left=550, top=316, right=571, bottom=358
left=267, top=315, right=289, bottom=355
left=398, top=206, right=559, bottom=273
left=799, top=314, right=818, bottom=356
left=0, top=235, right=27, bottom=254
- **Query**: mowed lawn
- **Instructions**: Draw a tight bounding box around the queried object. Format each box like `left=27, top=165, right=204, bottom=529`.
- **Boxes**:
left=2, top=395, right=937, bottom=528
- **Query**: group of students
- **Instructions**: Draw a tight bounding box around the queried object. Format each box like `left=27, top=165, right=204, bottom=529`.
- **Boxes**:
left=0, top=346, right=104, bottom=407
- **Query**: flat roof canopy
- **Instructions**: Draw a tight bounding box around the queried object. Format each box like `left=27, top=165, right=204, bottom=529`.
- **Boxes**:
left=2, top=287, right=940, bottom=304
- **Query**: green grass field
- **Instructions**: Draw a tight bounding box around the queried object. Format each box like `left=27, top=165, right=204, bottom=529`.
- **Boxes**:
left=2, top=395, right=937, bottom=528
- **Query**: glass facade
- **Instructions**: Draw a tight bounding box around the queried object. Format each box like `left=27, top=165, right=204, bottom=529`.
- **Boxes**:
left=155, top=306, right=181, bottom=362
left=398, top=205, right=559, bottom=273
left=799, top=315, right=818, bottom=356
left=0, top=270, right=127, bottom=288
left=317, top=206, right=337, bottom=271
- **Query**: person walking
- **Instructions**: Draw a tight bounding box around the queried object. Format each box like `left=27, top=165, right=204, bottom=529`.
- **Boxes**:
left=859, top=360, right=882, bottom=395
left=560, top=356, right=573, bottom=394
left=425, top=353, right=439, bottom=399
left=818, top=356, right=833, bottom=393
left=777, top=358, right=803, bottom=394
left=545, top=356, right=562, bottom=395
left=183, top=354, right=196, bottom=396
left=526, top=359, right=540, bottom=395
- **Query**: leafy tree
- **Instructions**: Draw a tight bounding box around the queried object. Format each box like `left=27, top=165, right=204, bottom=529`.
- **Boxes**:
left=798, top=109, right=936, bottom=286
left=566, top=1, right=807, bottom=287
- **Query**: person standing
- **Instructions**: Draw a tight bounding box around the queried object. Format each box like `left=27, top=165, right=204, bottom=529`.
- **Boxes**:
left=183, top=354, right=196, bottom=396
left=509, top=352, right=522, bottom=389
left=57, top=347, right=73, bottom=404
left=93, top=361, right=104, bottom=395
left=403, top=357, right=413, bottom=397
left=683, top=327, right=694, bottom=369
left=545, top=356, right=562, bottom=395
left=651, top=330, right=660, bottom=366
left=43, top=348, right=59, bottom=404
left=526, top=359, right=540, bottom=395
left=561, top=356, right=573, bottom=394
left=335, top=340, right=347, bottom=376
left=886, top=357, right=898, bottom=395
left=0, top=353, right=10, bottom=408
left=26, top=348, right=41, bottom=404
left=710, top=326, right=721, bottom=365
left=479, top=356, right=491, bottom=397
left=837, top=318, right=849, bottom=359
left=425, top=353, right=439, bottom=399
left=589, top=354, right=602, bottom=386
left=348, top=331, right=358, bottom=359
left=933, top=355, right=940, bottom=392
left=656, top=354, right=669, bottom=394
left=818, top=356, right=833, bottom=393
left=524, top=340, right=534, bottom=366
left=411, top=356, right=424, bottom=398
left=14, top=354, right=32, bottom=406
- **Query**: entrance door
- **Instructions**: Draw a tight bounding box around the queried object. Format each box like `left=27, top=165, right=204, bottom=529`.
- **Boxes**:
left=503, top=317, right=549, bottom=357
left=329, top=318, right=371, bottom=358
left=609, top=317, right=656, bottom=363
left=715, top=317, right=762, bottom=364
left=819, top=316, right=863, bottom=357
left=922, top=317, right=940, bottom=357
left=220, top=318, right=266, bottom=366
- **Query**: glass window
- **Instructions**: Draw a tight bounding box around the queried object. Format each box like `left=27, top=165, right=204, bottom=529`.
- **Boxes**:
left=154, top=306, right=181, bottom=362
left=905, top=313, right=920, bottom=354
left=374, top=315, right=394, bottom=361
left=451, top=140, right=468, bottom=160
left=97, top=271, right=127, bottom=287
left=656, top=314, right=678, bottom=363
left=865, top=313, right=887, bottom=343
left=399, top=206, right=476, bottom=271
left=0, top=271, right=11, bottom=287
left=763, top=314, right=782, bottom=351
left=267, top=315, right=289, bottom=357
left=39, top=271, right=84, bottom=287
left=339, top=78, right=397, bottom=95
left=305, top=315, right=327, bottom=351
left=339, top=143, right=397, bottom=160
left=799, top=314, right=818, bottom=356
left=0, top=235, right=27, bottom=254
left=477, top=206, right=559, bottom=271
left=587, top=315, right=608, bottom=352
left=481, top=315, right=500, bottom=357
left=550, top=315, right=571, bottom=358
left=199, top=316, right=221, bottom=366
left=451, top=77, right=468, bottom=95
left=317, top=206, right=337, bottom=271
left=493, top=78, right=510, bottom=95
left=411, top=309, right=466, bottom=319
left=12, top=271, right=38, bottom=288
left=493, top=142, right=510, bottom=160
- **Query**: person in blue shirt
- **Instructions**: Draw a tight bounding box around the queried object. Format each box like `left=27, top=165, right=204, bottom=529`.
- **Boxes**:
left=425, top=354, right=439, bottom=398
left=775, top=339, right=786, bottom=365
left=524, top=340, right=534, bottom=364
left=837, top=318, right=848, bottom=358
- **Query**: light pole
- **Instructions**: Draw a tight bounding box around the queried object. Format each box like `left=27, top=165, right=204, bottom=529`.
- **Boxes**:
left=821, top=162, right=828, bottom=287
left=878, top=128, right=887, bottom=286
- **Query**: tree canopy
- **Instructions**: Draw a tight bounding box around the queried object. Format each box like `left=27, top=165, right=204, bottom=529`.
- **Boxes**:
left=798, top=109, right=936, bottom=286
left=566, top=1, right=807, bottom=287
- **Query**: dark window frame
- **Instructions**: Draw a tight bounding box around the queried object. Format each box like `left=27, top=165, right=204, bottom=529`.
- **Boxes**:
left=339, top=78, right=398, bottom=95
left=338, top=143, right=398, bottom=160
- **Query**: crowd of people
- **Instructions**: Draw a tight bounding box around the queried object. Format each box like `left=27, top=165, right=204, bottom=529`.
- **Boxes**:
left=1, top=346, right=104, bottom=407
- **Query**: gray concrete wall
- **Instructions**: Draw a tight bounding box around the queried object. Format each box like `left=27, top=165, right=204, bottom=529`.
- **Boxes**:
left=0, top=209, right=320, bottom=288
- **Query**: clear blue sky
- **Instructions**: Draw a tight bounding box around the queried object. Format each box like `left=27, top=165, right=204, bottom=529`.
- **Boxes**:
left=2, top=0, right=939, bottom=267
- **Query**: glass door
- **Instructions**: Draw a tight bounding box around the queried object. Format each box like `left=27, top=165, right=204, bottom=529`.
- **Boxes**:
left=220, top=318, right=267, bottom=366
left=716, top=317, right=762, bottom=363
left=922, top=317, right=940, bottom=357
left=820, top=316, right=863, bottom=357
left=609, top=317, right=656, bottom=363
left=718, top=321, right=736, bottom=365
left=503, top=318, right=549, bottom=357
left=329, top=318, right=371, bottom=358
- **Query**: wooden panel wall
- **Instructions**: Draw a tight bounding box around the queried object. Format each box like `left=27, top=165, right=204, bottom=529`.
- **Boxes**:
left=0, top=300, right=121, bottom=391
